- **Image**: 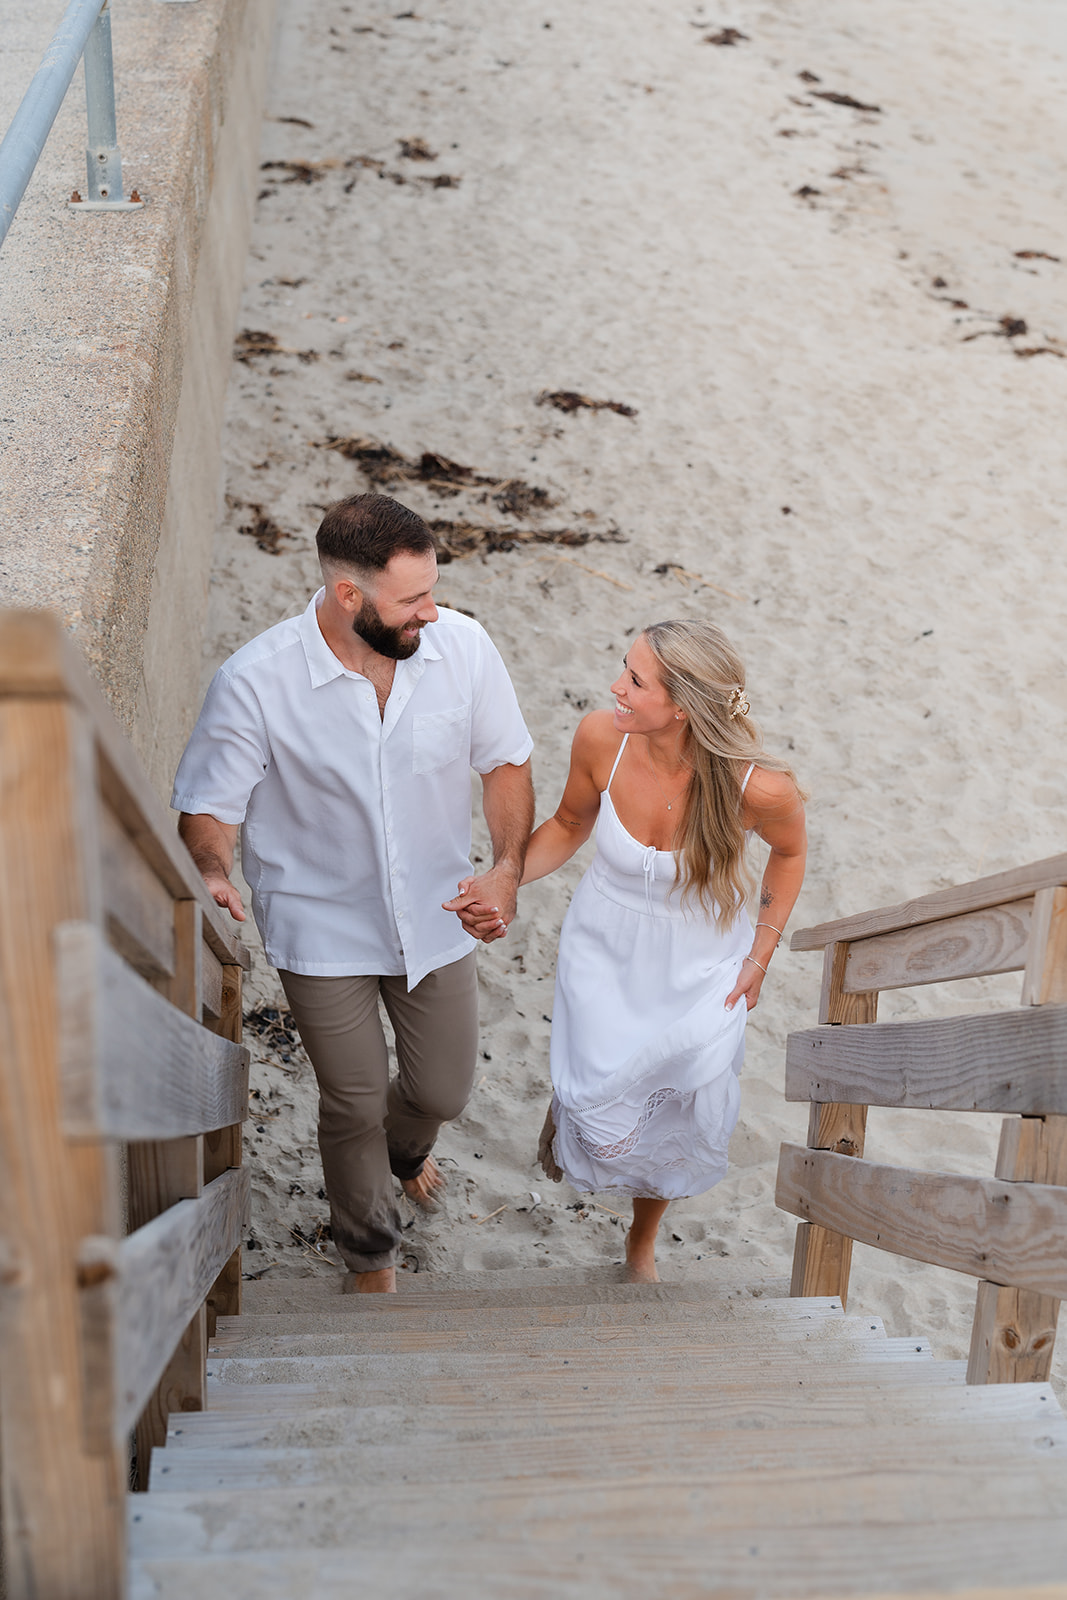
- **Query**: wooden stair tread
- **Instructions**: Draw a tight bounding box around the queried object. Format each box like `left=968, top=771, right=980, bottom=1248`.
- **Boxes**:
left=128, top=1464, right=1067, bottom=1551
left=206, top=1312, right=888, bottom=1359
left=126, top=1523, right=1067, bottom=1600
left=214, top=1294, right=848, bottom=1338
left=161, top=1380, right=1062, bottom=1451
left=239, top=1271, right=792, bottom=1315
left=148, top=1412, right=1067, bottom=1490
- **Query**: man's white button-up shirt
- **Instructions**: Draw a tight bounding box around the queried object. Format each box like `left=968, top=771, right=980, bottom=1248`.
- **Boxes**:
left=172, top=591, right=533, bottom=989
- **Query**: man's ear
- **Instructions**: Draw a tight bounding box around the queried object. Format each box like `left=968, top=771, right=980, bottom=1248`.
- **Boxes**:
left=333, top=575, right=364, bottom=613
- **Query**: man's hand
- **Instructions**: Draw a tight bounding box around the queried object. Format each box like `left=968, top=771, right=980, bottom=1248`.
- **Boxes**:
left=443, top=862, right=519, bottom=943
left=202, top=871, right=247, bottom=922
left=178, top=813, right=246, bottom=922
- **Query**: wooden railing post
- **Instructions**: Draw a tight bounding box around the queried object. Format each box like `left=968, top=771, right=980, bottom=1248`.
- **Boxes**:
left=968, top=886, right=1067, bottom=1383
left=205, top=963, right=245, bottom=1334
left=790, top=941, right=876, bottom=1307
left=129, top=898, right=206, bottom=1488
left=0, top=693, right=126, bottom=1597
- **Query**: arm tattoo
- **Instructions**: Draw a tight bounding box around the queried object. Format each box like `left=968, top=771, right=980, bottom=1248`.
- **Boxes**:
left=760, top=886, right=774, bottom=908
left=555, top=810, right=582, bottom=829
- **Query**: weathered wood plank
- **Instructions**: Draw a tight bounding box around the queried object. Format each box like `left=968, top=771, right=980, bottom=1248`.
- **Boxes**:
left=100, top=799, right=175, bottom=981
left=789, top=946, right=873, bottom=1306
left=200, top=941, right=224, bottom=1023
left=132, top=899, right=208, bottom=1487
left=0, top=695, right=126, bottom=1594
left=56, top=922, right=249, bottom=1139
left=791, top=853, right=1067, bottom=951
left=82, top=1168, right=250, bottom=1439
left=785, top=1004, right=1067, bottom=1113
left=967, top=1114, right=1067, bottom=1383
left=1023, top=885, right=1067, bottom=1005
left=842, top=900, right=1033, bottom=993
left=0, top=611, right=250, bottom=969
left=205, top=963, right=245, bottom=1328
left=776, top=1144, right=1067, bottom=1297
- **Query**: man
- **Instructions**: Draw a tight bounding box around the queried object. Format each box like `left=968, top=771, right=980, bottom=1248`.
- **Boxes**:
left=173, top=494, right=534, bottom=1293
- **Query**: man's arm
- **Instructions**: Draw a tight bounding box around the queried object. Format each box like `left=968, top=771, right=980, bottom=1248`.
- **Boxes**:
left=442, top=759, right=534, bottom=943
left=178, top=813, right=246, bottom=922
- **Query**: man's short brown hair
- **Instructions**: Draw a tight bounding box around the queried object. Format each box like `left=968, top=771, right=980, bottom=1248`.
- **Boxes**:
left=316, top=494, right=435, bottom=575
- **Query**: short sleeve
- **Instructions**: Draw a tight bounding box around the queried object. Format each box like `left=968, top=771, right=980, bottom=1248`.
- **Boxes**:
left=467, top=627, right=534, bottom=775
left=170, top=666, right=271, bottom=824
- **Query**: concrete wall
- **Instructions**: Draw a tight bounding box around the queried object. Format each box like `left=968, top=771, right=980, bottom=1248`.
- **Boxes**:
left=0, top=0, right=277, bottom=799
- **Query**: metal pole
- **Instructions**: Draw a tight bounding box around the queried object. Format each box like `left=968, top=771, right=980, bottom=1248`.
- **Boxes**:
left=82, top=0, right=125, bottom=202
left=0, top=0, right=107, bottom=251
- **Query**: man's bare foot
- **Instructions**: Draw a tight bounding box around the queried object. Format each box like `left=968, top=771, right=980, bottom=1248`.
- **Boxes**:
left=343, top=1266, right=397, bottom=1294
left=401, top=1154, right=444, bottom=1211
left=624, top=1229, right=660, bottom=1284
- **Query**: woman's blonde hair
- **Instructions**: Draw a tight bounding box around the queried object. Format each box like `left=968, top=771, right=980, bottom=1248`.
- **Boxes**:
left=643, top=620, right=799, bottom=926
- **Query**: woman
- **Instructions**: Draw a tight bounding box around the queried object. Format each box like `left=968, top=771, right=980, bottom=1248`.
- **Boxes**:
left=522, top=619, right=806, bottom=1282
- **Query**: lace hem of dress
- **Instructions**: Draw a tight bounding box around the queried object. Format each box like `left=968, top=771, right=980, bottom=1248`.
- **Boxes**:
left=571, top=1086, right=687, bottom=1162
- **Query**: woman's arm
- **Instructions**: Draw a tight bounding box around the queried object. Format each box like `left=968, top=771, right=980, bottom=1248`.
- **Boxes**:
left=725, top=769, right=807, bottom=1011
left=520, top=715, right=609, bottom=885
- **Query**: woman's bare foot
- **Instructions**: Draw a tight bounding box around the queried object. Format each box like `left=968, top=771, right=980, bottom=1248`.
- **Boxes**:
left=623, top=1197, right=669, bottom=1283
left=343, top=1266, right=397, bottom=1294
left=401, top=1153, right=444, bottom=1211
left=624, top=1229, right=660, bottom=1283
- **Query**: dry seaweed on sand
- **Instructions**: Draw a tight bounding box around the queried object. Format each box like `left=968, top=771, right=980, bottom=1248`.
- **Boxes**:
left=962, top=314, right=1028, bottom=343
left=535, top=390, right=638, bottom=418
left=811, top=89, right=883, bottom=113
left=398, top=137, right=438, bottom=160
left=311, top=435, right=555, bottom=511
left=702, top=28, right=748, bottom=45
left=431, top=517, right=624, bottom=562
left=1014, top=250, right=1061, bottom=263
left=260, top=158, right=343, bottom=184
left=235, top=504, right=291, bottom=555
left=234, top=329, right=319, bottom=364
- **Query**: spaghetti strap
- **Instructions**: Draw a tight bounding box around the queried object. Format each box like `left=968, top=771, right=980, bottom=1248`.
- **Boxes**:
left=606, top=734, right=629, bottom=794
left=741, top=761, right=756, bottom=795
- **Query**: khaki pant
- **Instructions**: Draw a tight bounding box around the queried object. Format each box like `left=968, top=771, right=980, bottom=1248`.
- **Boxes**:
left=279, top=953, right=479, bottom=1272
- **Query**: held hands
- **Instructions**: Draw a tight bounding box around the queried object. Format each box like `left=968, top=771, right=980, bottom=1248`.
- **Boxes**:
left=442, top=862, right=519, bottom=944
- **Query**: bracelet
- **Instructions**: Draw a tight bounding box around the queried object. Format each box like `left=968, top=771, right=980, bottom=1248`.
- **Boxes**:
left=742, top=954, right=769, bottom=976
left=755, top=921, right=784, bottom=944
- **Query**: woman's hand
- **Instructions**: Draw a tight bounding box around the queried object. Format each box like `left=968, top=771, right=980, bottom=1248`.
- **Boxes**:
left=725, top=956, right=766, bottom=1012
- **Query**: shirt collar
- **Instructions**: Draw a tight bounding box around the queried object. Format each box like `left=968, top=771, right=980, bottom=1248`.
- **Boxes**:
left=298, top=588, right=443, bottom=687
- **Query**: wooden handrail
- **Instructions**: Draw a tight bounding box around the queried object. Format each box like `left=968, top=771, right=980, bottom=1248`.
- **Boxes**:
left=0, top=610, right=251, bottom=1596
left=781, top=863, right=1067, bottom=1387
left=791, top=856, right=1067, bottom=950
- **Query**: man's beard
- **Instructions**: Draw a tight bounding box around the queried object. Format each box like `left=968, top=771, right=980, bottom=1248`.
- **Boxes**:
left=353, top=596, right=423, bottom=660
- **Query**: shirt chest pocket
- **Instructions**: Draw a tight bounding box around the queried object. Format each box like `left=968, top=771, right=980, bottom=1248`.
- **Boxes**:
left=412, top=706, right=471, bottom=775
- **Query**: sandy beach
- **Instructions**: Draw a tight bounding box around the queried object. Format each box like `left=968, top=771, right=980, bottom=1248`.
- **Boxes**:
left=194, top=0, right=1067, bottom=1388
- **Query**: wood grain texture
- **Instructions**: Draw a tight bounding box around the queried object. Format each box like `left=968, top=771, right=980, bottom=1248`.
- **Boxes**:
left=0, top=611, right=249, bottom=969
left=791, top=854, right=1067, bottom=951
left=967, top=1115, right=1067, bottom=1384
left=0, top=697, right=126, bottom=1594
left=1023, top=886, right=1067, bottom=1005
left=776, top=1144, right=1067, bottom=1297
left=205, top=963, right=245, bottom=1327
left=785, top=1004, right=1067, bottom=1113
left=100, top=800, right=175, bottom=981
left=818, top=941, right=878, bottom=1025
left=111, top=1168, right=250, bottom=1436
left=843, top=901, right=1033, bottom=993
left=56, top=922, right=249, bottom=1139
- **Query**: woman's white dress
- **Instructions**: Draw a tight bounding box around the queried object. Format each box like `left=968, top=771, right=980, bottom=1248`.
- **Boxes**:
left=549, top=738, right=752, bottom=1200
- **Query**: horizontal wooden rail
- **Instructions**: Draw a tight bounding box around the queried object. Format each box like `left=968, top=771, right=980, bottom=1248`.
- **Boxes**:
left=841, top=900, right=1033, bottom=994
left=78, top=1167, right=250, bottom=1442
left=791, top=855, right=1067, bottom=952
left=776, top=1145, right=1067, bottom=1299
left=57, top=923, right=249, bottom=1140
left=785, top=1004, right=1067, bottom=1114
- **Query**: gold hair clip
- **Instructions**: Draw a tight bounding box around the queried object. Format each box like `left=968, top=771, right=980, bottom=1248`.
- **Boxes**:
left=728, top=686, right=750, bottom=719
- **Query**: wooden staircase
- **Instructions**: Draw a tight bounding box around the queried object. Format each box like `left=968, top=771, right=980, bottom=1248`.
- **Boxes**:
left=128, top=1268, right=1067, bottom=1598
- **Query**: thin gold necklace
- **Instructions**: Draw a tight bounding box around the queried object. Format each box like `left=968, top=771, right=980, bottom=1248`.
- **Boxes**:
left=645, top=746, right=690, bottom=811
